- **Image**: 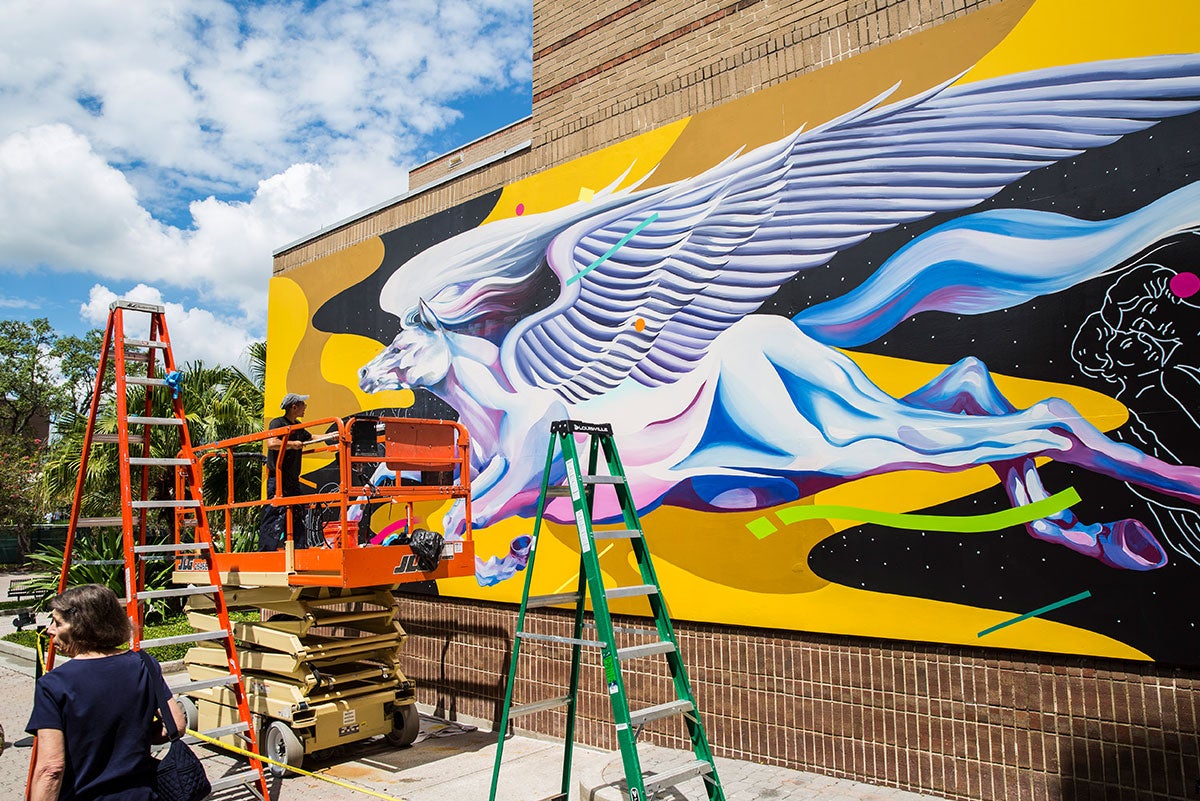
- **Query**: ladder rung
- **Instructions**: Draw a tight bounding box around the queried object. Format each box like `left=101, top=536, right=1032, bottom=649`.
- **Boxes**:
left=617, top=641, right=677, bottom=661
left=208, top=769, right=264, bottom=792
left=137, top=585, right=218, bottom=600
left=76, top=559, right=124, bottom=566
left=124, top=376, right=169, bottom=386
left=77, top=517, right=124, bottom=527
left=509, top=695, right=571, bottom=719
left=594, top=528, right=641, bottom=540
left=129, top=457, right=192, bottom=466
left=516, top=632, right=604, bottom=648
left=605, top=584, right=657, bottom=600
left=526, top=592, right=581, bottom=609
left=628, top=699, right=694, bottom=727
left=135, top=542, right=211, bottom=554
left=112, top=350, right=152, bottom=363
left=92, top=433, right=122, bottom=443
left=644, top=759, right=713, bottom=793
left=126, top=416, right=183, bottom=426
left=123, top=337, right=168, bottom=348
left=545, top=485, right=572, bottom=497
left=172, top=675, right=239, bottom=694
left=140, top=629, right=230, bottom=648
left=582, top=475, right=624, bottom=485
left=182, top=721, right=249, bottom=744
left=132, top=500, right=200, bottom=509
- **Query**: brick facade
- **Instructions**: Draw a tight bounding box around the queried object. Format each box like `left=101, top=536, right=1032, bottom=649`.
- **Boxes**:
left=399, top=594, right=1200, bottom=801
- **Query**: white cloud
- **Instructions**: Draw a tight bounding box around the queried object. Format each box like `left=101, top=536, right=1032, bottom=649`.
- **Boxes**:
left=0, top=0, right=531, bottom=340
left=82, top=283, right=258, bottom=371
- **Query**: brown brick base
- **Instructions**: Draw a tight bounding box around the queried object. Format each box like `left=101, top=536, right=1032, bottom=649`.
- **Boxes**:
left=397, top=593, right=1200, bottom=800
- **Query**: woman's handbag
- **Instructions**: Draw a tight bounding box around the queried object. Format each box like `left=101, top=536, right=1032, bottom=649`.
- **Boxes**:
left=138, top=651, right=212, bottom=801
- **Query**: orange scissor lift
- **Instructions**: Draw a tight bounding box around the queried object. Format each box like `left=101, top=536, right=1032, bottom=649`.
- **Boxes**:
left=171, top=416, right=475, bottom=772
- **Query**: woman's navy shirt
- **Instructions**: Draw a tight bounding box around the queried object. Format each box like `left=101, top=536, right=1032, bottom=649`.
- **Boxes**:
left=26, top=649, right=166, bottom=800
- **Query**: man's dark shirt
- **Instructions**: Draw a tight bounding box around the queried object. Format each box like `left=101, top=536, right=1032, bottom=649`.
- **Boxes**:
left=266, top=414, right=313, bottom=496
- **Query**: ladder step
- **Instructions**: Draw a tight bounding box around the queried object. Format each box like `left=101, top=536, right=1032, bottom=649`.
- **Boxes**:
left=135, top=542, right=211, bottom=554
left=140, top=629, right=230, bottom=649
left=582, top=475, right=624, bottom=485
left=137, top=585, right=219, bottom=600
left=129, top=457, right=192, bottom=466
left=123, top=337, right=168, bottom=348
left=132, top=499, right=200, bottom=509
left=516, top=632, right=604, bottom=648
left=594, top=528, right=641, bottom=540
left=172, top=675, right=240, bottom=694
left=628, top=699, right=694, bottom=727
left=526, top=592, right=581, bottom=609
left=126, top=416, right=183, bottom=426
left=208, top=769, right=264, bottom=792
left=604, top=584, right=657, bottom=600
left=182, top=721, right=249, bottom=744
left=76, top=559, right=125, bottom=566
left=124, top=376, right=169, bottom=386
left=617, top=641, right=677, bottom=661
left=77, top=517, right=124, bottom=527
left=509, top=695, right=572, bottom=719
left=545, top=485, right=572, bottom=497
left=112, top=350, right=153, bottom=364
left=92, top=433, right=122, bottom=443
left=644, top=760, right=713, bottom=794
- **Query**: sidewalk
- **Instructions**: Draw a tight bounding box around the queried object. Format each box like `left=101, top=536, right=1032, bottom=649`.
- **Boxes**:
left=0, top=572, right=949, bottom=800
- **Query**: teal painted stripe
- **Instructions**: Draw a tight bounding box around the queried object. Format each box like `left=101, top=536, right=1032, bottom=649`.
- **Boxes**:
left=977, top=590, right=1093, bottom=638
left=746, top=487, right=1082, bottom=540
left=565, top=212, right=659, bottom=285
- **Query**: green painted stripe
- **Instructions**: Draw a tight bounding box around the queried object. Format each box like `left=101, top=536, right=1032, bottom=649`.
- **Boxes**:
left=566, top=213, right=659, bottom=285
left=746, top=487, right=1082, bottom=540
left=977, top=590, right=1093, bottom=638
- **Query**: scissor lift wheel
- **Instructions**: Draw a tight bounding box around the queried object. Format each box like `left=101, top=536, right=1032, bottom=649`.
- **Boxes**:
left=264, top=721, right=304, bottom=775
left=385, top=702, right=419, bottom=747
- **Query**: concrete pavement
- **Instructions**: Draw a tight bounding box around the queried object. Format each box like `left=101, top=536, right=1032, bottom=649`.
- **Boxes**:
left=0, top=572, right=950, bottom=800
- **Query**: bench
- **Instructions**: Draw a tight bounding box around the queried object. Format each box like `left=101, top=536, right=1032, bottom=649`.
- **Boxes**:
left=7, top=576, right=47, bottom=604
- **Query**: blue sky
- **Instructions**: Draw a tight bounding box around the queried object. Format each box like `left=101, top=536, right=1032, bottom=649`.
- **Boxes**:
left=0, top=0, right=532, bottom=367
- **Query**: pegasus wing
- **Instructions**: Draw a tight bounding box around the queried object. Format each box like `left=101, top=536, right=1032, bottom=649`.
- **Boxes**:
left=502, top=55, right=1200, bottom=402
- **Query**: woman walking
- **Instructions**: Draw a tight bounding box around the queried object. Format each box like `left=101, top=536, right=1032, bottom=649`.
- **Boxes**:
left=25, top=584, right=186, bottom=800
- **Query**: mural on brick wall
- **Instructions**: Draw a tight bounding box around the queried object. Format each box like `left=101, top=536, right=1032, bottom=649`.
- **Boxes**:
left=273, top=0, right=1200, bottom=663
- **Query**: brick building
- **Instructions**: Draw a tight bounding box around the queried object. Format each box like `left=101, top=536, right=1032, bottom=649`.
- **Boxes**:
left=272, top=1, right=1200, bottom=798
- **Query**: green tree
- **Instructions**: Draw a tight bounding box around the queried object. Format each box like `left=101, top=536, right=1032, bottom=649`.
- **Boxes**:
left=0, top=318, right=64, bottom=437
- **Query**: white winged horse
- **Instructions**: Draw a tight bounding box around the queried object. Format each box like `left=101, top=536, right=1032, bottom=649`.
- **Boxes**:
left=359, top=56, right=1200, bottom=579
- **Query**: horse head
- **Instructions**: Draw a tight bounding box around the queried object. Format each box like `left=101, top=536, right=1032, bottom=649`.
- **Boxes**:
left=359, top=299, right=452, bottom=393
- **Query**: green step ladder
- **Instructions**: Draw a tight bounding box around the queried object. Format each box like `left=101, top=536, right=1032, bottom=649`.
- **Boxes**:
left=488, top=420, right=725, bottom=801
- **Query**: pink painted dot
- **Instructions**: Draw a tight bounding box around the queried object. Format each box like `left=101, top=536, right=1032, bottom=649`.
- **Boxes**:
left=515, top=203, right=525, bottom=216
left=1169, top=271, right=1199, bottom=298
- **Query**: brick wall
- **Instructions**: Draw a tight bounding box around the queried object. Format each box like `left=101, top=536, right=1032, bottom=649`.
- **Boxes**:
left=529, top=0, right=1004, bottom=169
left=408, top=117, right=533, bottom=193
left=398, top=594, right=1200, bottom=800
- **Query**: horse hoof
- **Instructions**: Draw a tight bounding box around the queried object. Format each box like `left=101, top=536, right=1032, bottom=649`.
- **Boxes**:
left=1097, top=518, right=1168, bottom=571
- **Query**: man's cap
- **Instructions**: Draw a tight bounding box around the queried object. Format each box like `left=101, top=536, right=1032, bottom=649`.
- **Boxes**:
left=280, top=393, right=310, bottom=409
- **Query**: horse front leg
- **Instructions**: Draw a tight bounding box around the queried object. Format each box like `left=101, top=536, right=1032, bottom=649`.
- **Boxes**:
left=902, top=357, right=1170, bottom=569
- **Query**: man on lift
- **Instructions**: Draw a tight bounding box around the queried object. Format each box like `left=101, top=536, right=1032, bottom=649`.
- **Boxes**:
left=258, top=393, right=314, bottom=551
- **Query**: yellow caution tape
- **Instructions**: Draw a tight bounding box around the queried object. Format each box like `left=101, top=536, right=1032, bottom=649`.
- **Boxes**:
left=187, top=728, right=410, bottom=801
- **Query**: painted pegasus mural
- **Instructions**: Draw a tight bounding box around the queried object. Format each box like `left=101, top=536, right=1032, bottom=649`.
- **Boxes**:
left=355, top=55, right=1200, bottom=589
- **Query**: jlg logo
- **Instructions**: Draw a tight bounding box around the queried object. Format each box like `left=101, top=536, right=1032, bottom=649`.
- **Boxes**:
left=392, top=554, right=426, bottom=574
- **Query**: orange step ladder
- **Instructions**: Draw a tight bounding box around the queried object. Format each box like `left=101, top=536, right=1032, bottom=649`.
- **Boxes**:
left=33, top=299, right=269, bottom=799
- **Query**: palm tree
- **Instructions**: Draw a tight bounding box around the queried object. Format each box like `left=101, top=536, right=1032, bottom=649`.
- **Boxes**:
left=40, top=347, right=267, bottom=545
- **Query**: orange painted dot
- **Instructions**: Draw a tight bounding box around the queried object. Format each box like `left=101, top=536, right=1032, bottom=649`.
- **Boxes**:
left=634, top=318, right=646, bottom=332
